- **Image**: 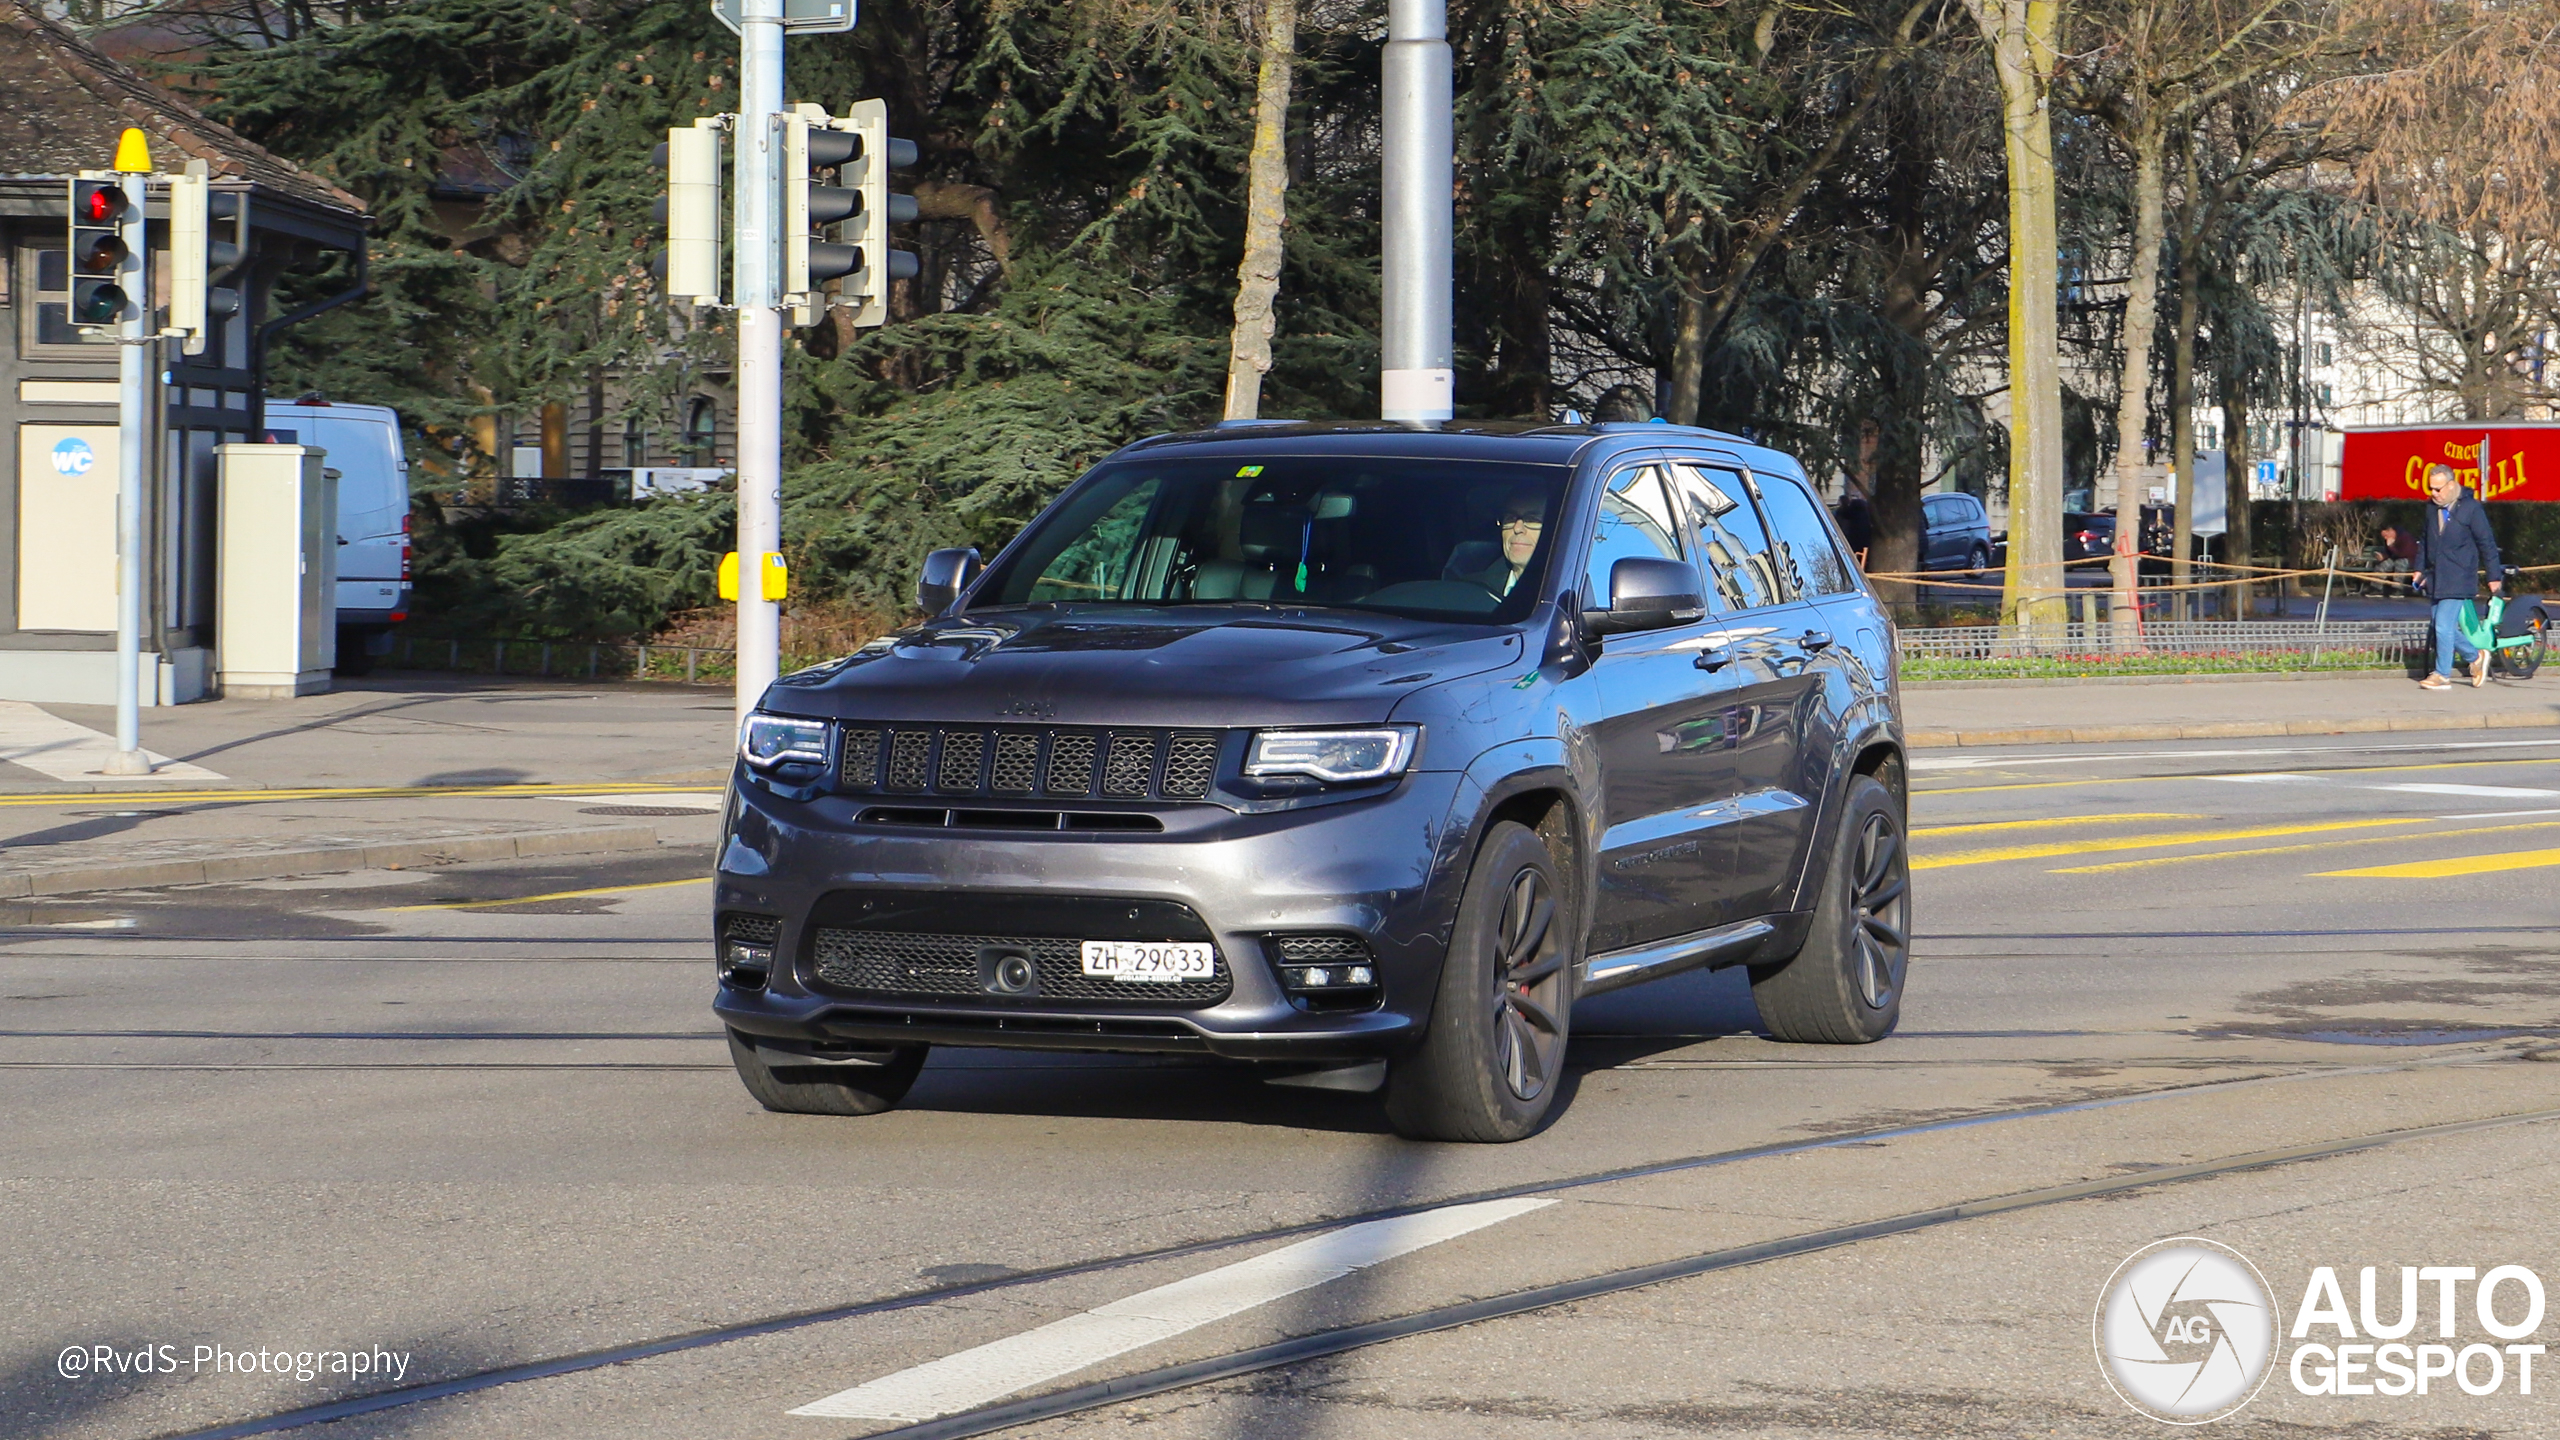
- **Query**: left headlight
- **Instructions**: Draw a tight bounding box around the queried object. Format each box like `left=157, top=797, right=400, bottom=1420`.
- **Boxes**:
left=741, top=712, right=830, bottom=769
left=1244, top=727, right=1417, bottom=784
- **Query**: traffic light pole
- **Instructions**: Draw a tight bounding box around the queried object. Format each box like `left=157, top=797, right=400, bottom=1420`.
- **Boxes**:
left=1380, top=0, right=1452, bottom=424
left=732, top=0, right=785, bottom=734
left=105, top=169, right=152, bottom=776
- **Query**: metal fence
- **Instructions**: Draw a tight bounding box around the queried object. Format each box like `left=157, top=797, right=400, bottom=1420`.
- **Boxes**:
left=384, top=635, right=742, bottom=684
left=381, top=620, right=2429, bottom=682
left=1896, top=620, right=2427, bottom=661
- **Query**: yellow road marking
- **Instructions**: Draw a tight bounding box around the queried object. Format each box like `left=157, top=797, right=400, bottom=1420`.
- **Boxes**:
left=0, top=781, right=719, bottom=810
left=2050, top=820, right=2560, bottom=873
left=2317, top=847, right=2560, bottom=880
left=1916, top=753, right=2560, bottom=799
left=1913, top=817, right=2430, bottom=870
left=1911, top=813, right=2204, bottom=838
left=386, top=876, right=712, bottom=911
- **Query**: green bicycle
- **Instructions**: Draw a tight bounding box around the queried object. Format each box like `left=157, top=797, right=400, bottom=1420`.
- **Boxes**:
left=2455, top=590, right=2551, bottom=679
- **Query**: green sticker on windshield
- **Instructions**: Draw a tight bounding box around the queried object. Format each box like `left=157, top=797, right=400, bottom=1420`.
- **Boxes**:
left=1236, top=464, right=1264, bottom=477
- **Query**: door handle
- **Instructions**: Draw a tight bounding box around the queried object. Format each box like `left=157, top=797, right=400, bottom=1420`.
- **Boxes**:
left=1693, top=647, right=1733, bottom=672
left=1799, top=630, right=1835, bottom=653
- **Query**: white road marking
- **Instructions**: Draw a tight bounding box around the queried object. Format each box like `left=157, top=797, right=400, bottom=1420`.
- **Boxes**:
left=2203, top=772, right=2319, bottom=784
left=786, top=1196, right=1555, bottom=1422
left=2374, top=783, right=2560, bottom=799
left=0, top=702, right=223, bottom=782
left=1911, top=737, right=2560, bottom=771
left=2439, top=808, right=2560, bottom=820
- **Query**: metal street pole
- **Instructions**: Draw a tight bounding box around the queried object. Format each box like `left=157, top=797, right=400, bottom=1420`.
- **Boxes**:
left=106, top=168, right=152, bottom=776
left=733, top=0, right=784, bottom=734
left=1380, top=0, right=1452, bottom=424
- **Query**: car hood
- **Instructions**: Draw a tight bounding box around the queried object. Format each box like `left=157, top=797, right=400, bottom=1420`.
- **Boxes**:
left=766, top=606, right=1526, bottom=727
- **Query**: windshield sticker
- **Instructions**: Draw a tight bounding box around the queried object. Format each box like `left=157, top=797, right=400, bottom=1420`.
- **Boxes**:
left=1235, top=464, right=1264, bottom=477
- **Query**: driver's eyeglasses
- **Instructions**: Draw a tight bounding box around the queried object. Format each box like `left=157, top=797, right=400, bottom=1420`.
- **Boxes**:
left=1500, top=514, right=1543, bottom=531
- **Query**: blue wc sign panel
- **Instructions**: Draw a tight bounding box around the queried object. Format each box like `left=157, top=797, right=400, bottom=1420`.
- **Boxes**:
left=51, top=436, right=96, bottom=477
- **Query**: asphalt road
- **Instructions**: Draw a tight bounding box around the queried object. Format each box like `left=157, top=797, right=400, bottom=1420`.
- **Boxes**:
left=8, top=729, right=2560, bottom=1439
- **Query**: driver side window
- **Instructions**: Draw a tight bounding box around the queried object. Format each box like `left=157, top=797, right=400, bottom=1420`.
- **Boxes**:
left=1583, top=465, right=1688, bottom=607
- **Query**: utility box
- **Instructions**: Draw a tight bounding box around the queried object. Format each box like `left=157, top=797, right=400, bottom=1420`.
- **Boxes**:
left=215, top=443, right=337, bottom=698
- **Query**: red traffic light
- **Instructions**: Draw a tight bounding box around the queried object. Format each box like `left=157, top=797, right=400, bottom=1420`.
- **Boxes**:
left=76, top=182, right=127, bottom=225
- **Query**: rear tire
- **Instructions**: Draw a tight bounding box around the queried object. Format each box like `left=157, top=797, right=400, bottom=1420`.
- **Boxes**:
left=727, top=1029, right=926, bottom=1115
left=2496, top=611, right=2547, bottom=679
left=1965, top=544, right=1989, bottom=575
left=1385, top=821, right=1574, bottom=1142
left=1750, top=776, right=1909, bottom=1044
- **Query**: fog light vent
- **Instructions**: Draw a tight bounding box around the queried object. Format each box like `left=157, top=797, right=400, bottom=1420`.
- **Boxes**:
left=720, top=913, right=781, bottom=991
left=1269, top=933, right=1381, bottom=1010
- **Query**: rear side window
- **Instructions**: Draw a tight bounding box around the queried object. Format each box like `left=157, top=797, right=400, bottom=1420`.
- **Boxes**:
left=1752, top=473, right=1861, bottom=597
left=1669, top=463, right=1782, bottom=612
left=1583, top=464, right=1689, bottom=607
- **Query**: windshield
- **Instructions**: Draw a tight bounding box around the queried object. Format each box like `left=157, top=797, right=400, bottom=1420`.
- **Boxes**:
left=974, top=455, right=1572, bottom=623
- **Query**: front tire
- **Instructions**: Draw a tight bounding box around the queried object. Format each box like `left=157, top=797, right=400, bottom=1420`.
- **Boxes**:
left=1750, top=775, right=1910, bottom=1043
left=727, top=1029, right=927, bottom=1115
left=1385, top=821, right=1574, bottom=1142
left=1965, top=543, right=1990, bottom=575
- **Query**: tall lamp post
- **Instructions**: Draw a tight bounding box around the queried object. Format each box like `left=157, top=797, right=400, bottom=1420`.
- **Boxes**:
left=1380, top=0, right=1452, bottom=424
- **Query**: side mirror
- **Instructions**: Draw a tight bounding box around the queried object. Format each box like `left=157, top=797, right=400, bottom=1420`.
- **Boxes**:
left=1582, top=555, right=1706, bottom=637
left=917, top=547, right=983, bottom=616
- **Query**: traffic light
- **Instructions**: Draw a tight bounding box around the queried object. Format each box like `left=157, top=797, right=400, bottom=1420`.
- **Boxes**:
left=653, top=119, right=724, bottom=305
left=67, top=176, right=133, bottom=328
left=840, top=97, right=919, bottom=330
left=782, top=104, right=863, bottom=326
left=167, top=162, right=244, bottom=354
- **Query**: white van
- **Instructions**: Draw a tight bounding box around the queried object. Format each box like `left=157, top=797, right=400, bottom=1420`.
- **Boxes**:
left=261, top=399, right=412, bottom=670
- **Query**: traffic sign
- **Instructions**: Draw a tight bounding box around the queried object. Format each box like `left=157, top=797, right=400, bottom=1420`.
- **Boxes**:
left=710, top=0, right=853, bottom=35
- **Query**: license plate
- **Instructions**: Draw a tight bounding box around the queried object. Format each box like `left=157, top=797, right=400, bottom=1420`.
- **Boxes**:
left=1079, top=941, right=1215, bottom=983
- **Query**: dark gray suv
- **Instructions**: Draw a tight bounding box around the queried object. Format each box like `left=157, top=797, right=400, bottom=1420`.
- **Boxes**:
left=714, top=422, right=1909, bottom=1141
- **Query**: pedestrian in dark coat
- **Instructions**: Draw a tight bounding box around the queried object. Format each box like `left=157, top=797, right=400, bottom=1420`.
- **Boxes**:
left=2415, top=463, right=2504, bottom=689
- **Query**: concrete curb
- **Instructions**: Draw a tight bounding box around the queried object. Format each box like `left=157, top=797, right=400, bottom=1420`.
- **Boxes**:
left=0, top=824, right=664, bottom=899
left=0, top=770, right=732, bottom=799
left=1908, top=709, right=2560, bottom=749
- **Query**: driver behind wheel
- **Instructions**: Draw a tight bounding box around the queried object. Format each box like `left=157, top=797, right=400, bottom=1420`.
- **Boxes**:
left=1456, top=488, right=1550, bottom=598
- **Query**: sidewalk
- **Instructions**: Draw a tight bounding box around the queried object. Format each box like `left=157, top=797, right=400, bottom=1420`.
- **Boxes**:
left=1905, top=670, right=2560, bottom=747
left=0, top=678, right=737, bottom=898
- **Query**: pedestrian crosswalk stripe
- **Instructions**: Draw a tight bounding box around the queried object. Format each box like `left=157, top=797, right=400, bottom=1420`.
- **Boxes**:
left=1911, top=813, right=2204, bottom=838
left=2050, top=819, right=2560, bottom=873
left=2317, top=846, right=2560, bottom=879
left=1913, top=817, right=2429, bottom=870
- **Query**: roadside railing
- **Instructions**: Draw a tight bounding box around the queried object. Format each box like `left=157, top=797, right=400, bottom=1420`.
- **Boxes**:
left=383, top=635, right=749, bottom=684
left=1896, top=620, right=2427, bottom=662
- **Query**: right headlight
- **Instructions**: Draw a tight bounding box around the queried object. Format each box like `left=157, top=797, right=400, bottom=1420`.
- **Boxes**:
left=1243, top=727, right=1417, bottom=784
left=740, top=711, right=829, bottom=769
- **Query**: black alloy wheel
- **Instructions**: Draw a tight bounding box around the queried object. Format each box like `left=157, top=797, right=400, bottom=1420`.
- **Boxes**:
left=1750, top=775, right=1910, bottom=1044
left=1386, top=820, right=1575, bottom=1142
left=1844, top=808, right=1910, bottom=1011
left=1491, top=866, right=1566, bottom=1103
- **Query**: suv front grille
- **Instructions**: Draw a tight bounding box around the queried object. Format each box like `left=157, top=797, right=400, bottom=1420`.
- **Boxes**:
left=811, top=929, right=1232, bottom=1005
left=838, top=725, right=1223, bottom=802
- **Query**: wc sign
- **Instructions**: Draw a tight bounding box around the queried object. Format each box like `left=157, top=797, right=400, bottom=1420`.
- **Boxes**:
left=51, top=437, right=96, bottom=477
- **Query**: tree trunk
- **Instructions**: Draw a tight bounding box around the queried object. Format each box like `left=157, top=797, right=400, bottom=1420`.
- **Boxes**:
left=1223, top=0, right=1298, bottom=421
left=2169, top=236, right=2200, bottom=616
left=2108, top=133, right=2166, bottom=649
left=2218, top=361, right=2253, bottom=621
left=1967, top=0, right=2066, bottom=630
left=1665, top=260, right=1711, bottom=426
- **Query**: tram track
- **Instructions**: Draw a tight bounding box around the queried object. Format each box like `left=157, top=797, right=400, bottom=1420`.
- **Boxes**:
left=142, top=1054, right=2506, bottom=1440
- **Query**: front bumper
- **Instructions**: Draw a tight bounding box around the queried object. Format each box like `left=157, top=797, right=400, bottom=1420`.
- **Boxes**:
left=712, top=769, right=1474, bottom=1061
